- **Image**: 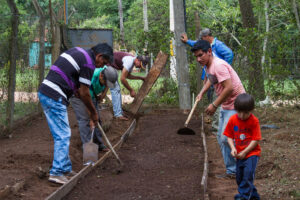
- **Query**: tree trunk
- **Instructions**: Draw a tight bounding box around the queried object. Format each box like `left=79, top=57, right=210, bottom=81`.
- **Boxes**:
left=194, top=11, right=202, bottom=94
left=32, top=0, right=45, bottom=86
left=118, top=0, right=125, bottom=48
left=292, top=0, right=300, bottom=31
left=49, top=3, right=62, bottom=63
left=238, top=0, right=265, bottom=100
left=6, top=0, right=19, bottom=131
left=261, top=0, right=269, bottom=75
left=173, top=0, right=191, bottom=110
left=143, top=0, right=148, bottom=32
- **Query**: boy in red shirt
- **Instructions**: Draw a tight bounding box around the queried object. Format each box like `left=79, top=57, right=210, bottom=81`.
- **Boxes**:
left=224, top=93, right=261, bottom=200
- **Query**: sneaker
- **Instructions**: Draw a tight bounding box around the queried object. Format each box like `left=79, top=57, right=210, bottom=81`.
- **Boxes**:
left=64, top=170, right=77, bottom=178
left=215, top=173, right=236, bottom=179
left=48, top=175, right=68, bottom=184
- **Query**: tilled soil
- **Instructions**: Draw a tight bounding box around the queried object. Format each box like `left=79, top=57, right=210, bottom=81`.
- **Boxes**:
left=0, top=107, right=132, bottom=200
left=64, top=109, right=204, bottom=200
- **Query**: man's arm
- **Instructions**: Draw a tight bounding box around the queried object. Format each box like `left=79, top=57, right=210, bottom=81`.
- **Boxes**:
left=127, top=73, right=146, bottom=81
left=120, top=68, right=136, bottom=97
left=78, top=84, right=98, bottom=123
left=180, top=33, right=197, bottom=47
left=216, top=42, right=234, bottom=64
left=196, top=78, right=212, bottom=101
left=205, top=78, right=233, bottom=115
left=97, top=86, right=109, bottom=102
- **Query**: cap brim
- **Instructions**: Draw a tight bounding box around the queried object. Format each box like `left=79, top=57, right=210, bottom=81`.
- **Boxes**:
left=106, top=80, right=116, bottom=88
left=141, top=62, right=146, bottom=70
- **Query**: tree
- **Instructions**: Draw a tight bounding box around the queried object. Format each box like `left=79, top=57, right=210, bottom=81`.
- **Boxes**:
left=118, top=0, right=125, bottom=48
left=173, top=0, right=191, bottom=110
left=6, top=0, right=19, bottom=131
left=238, top=0, right=265, bottom=100
left=32, top=0, right=45, bottom=88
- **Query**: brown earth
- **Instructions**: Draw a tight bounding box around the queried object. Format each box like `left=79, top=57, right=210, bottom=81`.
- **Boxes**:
left=0, top=105, right=299, bottom=200
left=0, top=106, right=133, bottom=200
left=204, top=105, right=300, bottom=200
left=64, top=109, right=204, bottom=200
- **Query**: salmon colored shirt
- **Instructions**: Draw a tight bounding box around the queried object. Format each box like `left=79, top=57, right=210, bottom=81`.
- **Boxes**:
left=224, top=114, right=262, bottom=159
left=206, top=57, right=245, bottom=110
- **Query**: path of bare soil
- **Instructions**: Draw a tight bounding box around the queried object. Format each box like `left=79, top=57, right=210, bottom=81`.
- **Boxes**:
left=0, top=104, right=299, bottom=200
left=204, top=105, right=300, bottom=200
left=0, top=107, right=132, bottom=200
left=64, top=109, right=204, bottom=200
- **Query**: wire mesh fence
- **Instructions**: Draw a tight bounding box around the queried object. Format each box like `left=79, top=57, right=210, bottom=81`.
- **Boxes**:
left=0, top=14, right=45, bottom=132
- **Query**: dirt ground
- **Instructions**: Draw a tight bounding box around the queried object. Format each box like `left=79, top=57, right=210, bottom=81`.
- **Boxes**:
left=0, top=106, right=133, bottom=200
left=64, top=109, right=204, bottom=200
left=0, top=104, right=299, bottom=199
left=204, top=105, right=300, bottom=200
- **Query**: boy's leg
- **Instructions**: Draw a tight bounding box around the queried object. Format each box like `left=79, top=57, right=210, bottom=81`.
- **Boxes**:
left=110, top=81, right=124, bottom=117
left=38, top=93, right=72, bottom=176
left=217, top=108, right=237, bottom=175
left=237, top=156, right=260, bottom=199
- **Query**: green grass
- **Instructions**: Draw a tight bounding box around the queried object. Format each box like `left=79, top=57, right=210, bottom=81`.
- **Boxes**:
left=0, top=101, right=38, bottom=126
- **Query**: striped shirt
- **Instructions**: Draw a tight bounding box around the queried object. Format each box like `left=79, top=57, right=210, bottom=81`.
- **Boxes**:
left=38, top=47, right=96, bottom=105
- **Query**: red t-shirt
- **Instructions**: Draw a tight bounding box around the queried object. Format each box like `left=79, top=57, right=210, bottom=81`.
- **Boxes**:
left=224, top=114, right=261, bottom=159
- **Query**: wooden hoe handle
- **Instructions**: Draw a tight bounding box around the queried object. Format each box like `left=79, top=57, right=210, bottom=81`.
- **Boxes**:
left=184, top=99, right=200, bottom=127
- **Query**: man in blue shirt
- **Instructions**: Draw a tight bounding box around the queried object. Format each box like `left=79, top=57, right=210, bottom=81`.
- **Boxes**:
left=38, top=43, right=113, bottom=184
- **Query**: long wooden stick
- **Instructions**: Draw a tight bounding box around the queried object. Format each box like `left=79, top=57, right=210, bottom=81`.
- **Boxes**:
left=184, top=99, right=200, bottom=127
left=97, top=122, right=123, bottom=166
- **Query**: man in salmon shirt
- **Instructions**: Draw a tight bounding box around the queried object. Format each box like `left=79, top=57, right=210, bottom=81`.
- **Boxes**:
left=224, top=93, right=261, bottom=200
left=191, top=40, right=245, bottom=178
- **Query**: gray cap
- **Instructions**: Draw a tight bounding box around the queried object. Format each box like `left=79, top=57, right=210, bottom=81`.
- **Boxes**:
left=199, top=28, right=212, bottom=39
left=103, top=66, right=118, bottom=88
left=137, top=55, right=149, bottom=69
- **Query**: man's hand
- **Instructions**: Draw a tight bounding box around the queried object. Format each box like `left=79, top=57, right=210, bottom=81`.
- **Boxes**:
left=196, top=92, right=203, bottom=101
left=205, top=103, right=217, bottom=116
left=89, top=120, right=95, bottom=129
left=181, top=33, right=188, bottom=43
left=130, top=89, right=136, bottom=97
left=90, top=112, right=98, bottom=125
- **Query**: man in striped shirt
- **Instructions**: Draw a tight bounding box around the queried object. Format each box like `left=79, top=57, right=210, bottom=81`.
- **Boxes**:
left=38, top=43, right=113, bottom=184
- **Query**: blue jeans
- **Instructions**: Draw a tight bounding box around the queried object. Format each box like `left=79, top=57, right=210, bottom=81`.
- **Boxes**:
left=38, top=92, right=72, bottom=176
left=235, top=156, right=260, bottom=200
left=110, top=81, right=123, bottom=117
left=69, top=96, right=104, bottom=146
left=217, top=108, right=237, bottom=174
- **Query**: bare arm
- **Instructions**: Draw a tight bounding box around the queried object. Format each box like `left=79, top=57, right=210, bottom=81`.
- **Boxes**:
left=196, top=78, right=212, bottom=101
left=205, top=78, right=233, bottom=115
left=127, top=73, right=145, bottom=81
left=97, top=86, right=109, bottom=102
left=227, top=138, right=237, bottom=157
left=78, top=84, right=98, bottom=123
left=237, top=140, right=259, bottom=159
left=120, top=68, right=133, bottom=92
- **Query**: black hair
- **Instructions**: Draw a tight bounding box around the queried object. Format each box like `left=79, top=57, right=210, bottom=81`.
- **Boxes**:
left=191, top=40, right=211, bottom=53
left=91, top=43, right=113, bottom=63
left=234, top=93, right=255, bottom=112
